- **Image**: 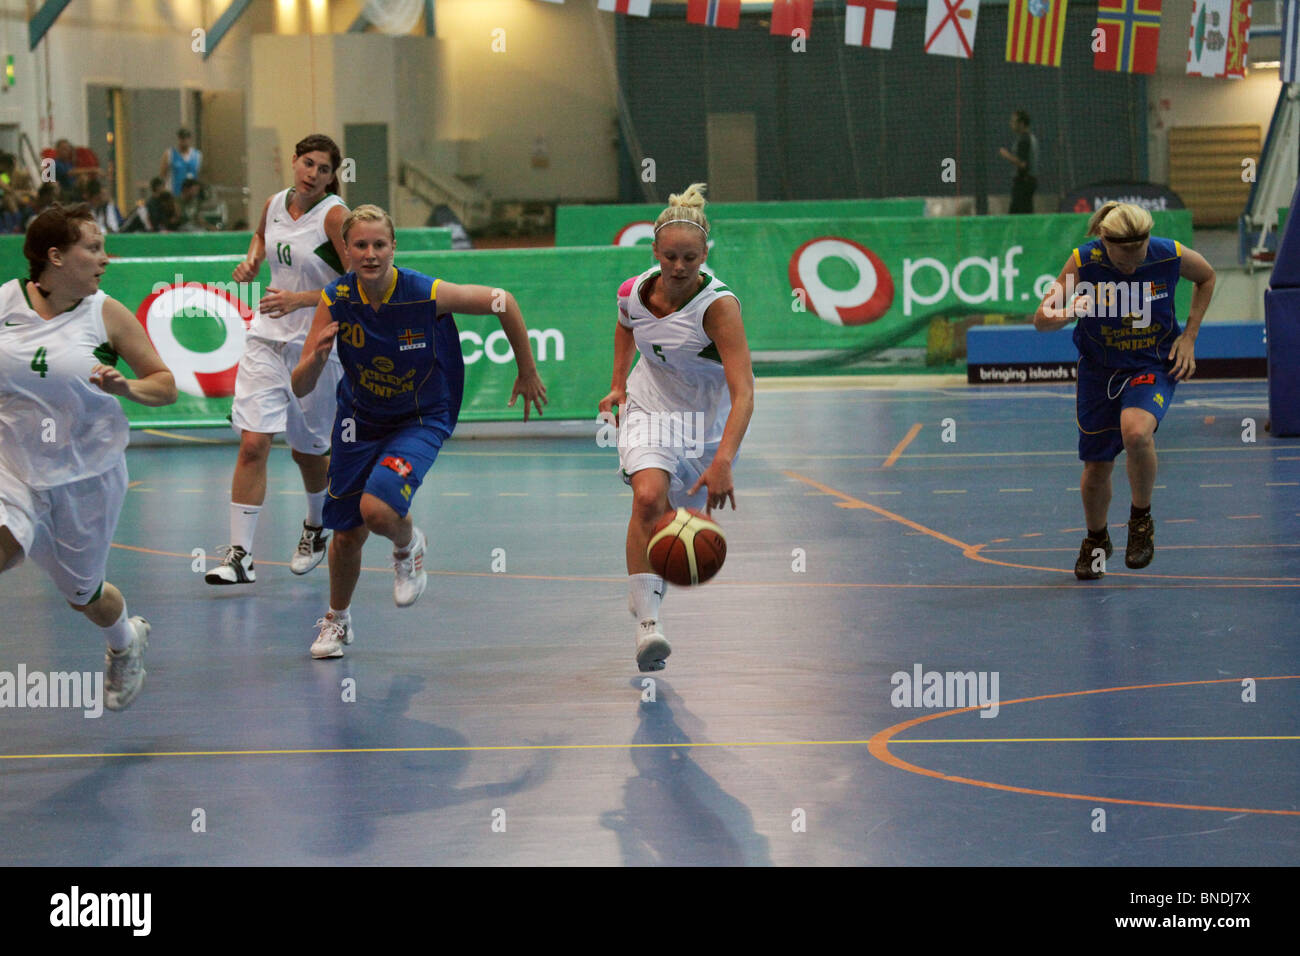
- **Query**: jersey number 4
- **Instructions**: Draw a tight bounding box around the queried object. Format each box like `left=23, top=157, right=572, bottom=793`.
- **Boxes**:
left=30, top=347, right=49, bottom=378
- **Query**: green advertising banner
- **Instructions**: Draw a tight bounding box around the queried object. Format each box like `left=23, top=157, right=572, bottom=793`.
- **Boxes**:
left=700, top=210, right=1195, bottom=354
left=88, top=210, right=1193, bottom=427
left=93, top=247, right=651, bottom=428
left=0, top=228, right=452, bottom=283
left=555, top=198, right=927, bottom=246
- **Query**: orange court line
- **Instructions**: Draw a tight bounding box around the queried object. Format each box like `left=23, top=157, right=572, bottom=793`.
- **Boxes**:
left=783, top=470, right=1300, bottom=584
left=882, top=423, right=923, bottom=468
left=868, top=677, right=1300, bottom=816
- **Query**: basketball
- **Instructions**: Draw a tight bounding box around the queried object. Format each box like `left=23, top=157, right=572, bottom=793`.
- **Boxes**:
left=646, top=507, right=727, bottom=586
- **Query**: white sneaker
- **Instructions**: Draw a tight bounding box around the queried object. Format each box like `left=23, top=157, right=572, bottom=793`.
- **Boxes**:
left=393, top=527, right=427, bottom=607
left=105, top=617, right=150, bottom=711
left=205, top=544, right=255, bottom=585
left=635, top=619, right=670, bottom=673
left=311, top=612, right=355, bottom=659
left=290, top=522, right=329, bottom=575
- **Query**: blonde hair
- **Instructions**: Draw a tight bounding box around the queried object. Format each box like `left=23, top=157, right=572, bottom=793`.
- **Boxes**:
left=1086, top=202, right=1154, bottom=242
left=654, top=182, right=710, bottom=239
left=342, top=204, right=395, bottom=242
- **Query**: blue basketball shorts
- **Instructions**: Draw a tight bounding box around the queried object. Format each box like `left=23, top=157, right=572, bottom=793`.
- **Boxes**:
left=1075, top=357, right=1176, bottom=462
left=322, top=418, right=447, bottom=531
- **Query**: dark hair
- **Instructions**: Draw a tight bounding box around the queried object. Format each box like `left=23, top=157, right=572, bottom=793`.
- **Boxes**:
left=294, top=134, right=343, bottom=195
left=178, top=128, right=192, bottom=139
left=85, top=178, right=103, bottom=197
left=25, top=202, right=95, bottom=282
left=1014, top=110, right=1031, bottom=128
left=149, top=176, right=163, bottom=191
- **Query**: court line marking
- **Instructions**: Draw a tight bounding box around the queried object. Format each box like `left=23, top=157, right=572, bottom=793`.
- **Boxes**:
left=139, top=429, right=227, bottom=444
left=868, top=677, right=1300, bottom=816
left=882, top=423, right=923, bottom=468
left=894, top=736, right=1300, bottom=743
left=783, top=470, right=1300, bottom=583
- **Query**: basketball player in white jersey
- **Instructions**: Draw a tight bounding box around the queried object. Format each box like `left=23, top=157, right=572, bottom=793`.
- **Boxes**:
left=598, top=183, right=754, bottom=672
left=0, top=204, right=177, bottom=709
left=207, top=134, right=349, bottom=586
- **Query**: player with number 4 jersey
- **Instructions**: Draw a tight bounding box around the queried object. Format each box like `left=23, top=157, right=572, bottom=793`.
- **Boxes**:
left=0, top=204, right=177, bottom=711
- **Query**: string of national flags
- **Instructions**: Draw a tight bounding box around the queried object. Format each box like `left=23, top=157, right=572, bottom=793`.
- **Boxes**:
left=536, top=0, right=1300, bottom=80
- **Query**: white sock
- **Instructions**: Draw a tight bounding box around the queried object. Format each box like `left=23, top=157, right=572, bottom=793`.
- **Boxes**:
left=102, top=606, right=133, bottom=651
left=230, top=502, right=262, bottom=552
left=328, top=606, right=350, bottom=621
left=628, top=573, right=665, bottom=622
left=305, top=490, right=325, bottom=527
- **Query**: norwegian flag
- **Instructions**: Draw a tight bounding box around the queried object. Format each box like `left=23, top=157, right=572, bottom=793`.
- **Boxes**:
left=924, top=0, right=981, bottom=58
left=687, top=0, right=740, bottom=28
left=598, top=0, right=651, bottom=15
left=846, top=0, right=898, bottom=49
left=771, top=0, right=814, bottom=36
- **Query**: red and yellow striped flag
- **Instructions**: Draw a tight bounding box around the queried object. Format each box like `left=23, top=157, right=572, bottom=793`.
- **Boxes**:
left=1006, top=0, right=1068, bottom=66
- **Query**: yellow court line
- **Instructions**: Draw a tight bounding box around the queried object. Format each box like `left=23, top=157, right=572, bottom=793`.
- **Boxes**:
left=140, top=429, right=226, bottom=444
left=882, top=423, right=923, bottom=468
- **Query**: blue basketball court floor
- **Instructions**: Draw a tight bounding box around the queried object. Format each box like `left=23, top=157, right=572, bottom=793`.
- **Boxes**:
left=1, top=379, right=1296, bottom=865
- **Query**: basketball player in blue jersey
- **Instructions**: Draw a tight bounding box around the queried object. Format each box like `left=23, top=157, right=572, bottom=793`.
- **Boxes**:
left=1034, top=202, right=1216, bottom=579
left=598, top=183, right=754, bottom=672
left=207, top=134, right=349, bottom=588
left=291, top=205, right=547, bottom=659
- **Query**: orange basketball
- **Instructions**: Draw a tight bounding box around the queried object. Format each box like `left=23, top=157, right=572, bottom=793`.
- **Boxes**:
left=647, top=507, right=727, bottom=586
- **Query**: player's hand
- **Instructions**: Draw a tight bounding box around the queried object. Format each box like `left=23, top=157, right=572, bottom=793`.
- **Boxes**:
left=509, top=368, right=548, bottom=421
left=688, top=458, right=735, bottom=515
left=232, top=259, right=259, bottom=283
left=1071, top=294, right=1093, bottom=319
left=598, top=387, right=627, bottom=427
left=309, top=321, right=338, bottom=365
left=258, top=287, right=300, bottom=318
left=1169, top=333, right=1196, bottom=381
left=89, top=364, right=130, bottom=397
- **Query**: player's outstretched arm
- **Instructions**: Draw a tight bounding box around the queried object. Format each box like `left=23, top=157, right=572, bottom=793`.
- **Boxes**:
left=599, top=322, right=637, bottom=427
left=292, top=299, right=338, bottom=397
left=689, top=296, right=754, bottom=513
left=96, top=298, right=177, bottom=406
left=1169, top=246, right=1216, bottom=382
left=1034, top=257, right=1087, bottom=332
left=436, top=281, right=547, bottom=420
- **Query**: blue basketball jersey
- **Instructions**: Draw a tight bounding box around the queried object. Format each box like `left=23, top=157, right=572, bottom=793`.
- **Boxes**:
left=321, top=267, right=464, bottom=433
left=1072, top=236, right=1183, bottom=370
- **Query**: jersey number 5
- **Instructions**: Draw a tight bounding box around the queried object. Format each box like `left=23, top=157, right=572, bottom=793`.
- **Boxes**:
left=652, top=344, right=667, bottom=362
left=30, top=347, right=49, bottom=378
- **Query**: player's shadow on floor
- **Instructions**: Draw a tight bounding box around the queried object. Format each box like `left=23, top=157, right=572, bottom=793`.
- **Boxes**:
left=286, top=672, right=555, bottom=859
left=599, top=679, right=771, bottom=866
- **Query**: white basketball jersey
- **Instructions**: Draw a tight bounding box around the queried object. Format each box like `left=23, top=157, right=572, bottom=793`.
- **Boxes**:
left=248, top=188, right=347, bottom=344
left=0, top=281, right=130, bottom=488
left=618, top=266, right=741, bottom=444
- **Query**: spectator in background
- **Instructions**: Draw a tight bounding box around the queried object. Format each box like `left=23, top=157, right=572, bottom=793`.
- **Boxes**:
left=144, top=177, right=168, bottom=231
left=177, top=177, right=209, bottom=231
left=999, top=110, right=1039, bottom=214
left=86, top=179, right=123, bottom=234
left=25, top=183, right=57, bottom=228
left=161, top=128, right=202, bottom=197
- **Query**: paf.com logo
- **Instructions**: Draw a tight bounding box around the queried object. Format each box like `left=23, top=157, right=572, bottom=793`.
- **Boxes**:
left=135, top=280, right=253, bottom=398
left=789, top=237, right=895, bottom=326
